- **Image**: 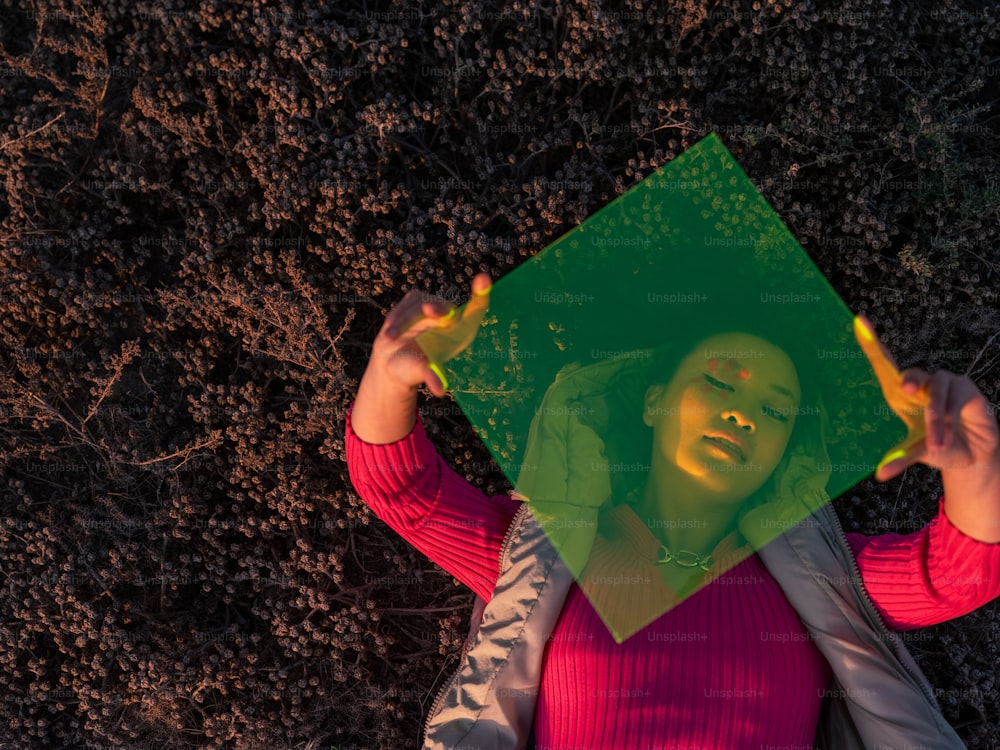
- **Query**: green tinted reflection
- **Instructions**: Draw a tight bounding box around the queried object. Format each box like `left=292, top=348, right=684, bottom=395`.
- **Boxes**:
left=417, top=133, right=905, bottom=643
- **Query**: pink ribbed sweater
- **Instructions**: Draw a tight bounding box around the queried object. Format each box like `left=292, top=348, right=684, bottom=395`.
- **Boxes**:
left=345, top=406, right=1000, bottom=749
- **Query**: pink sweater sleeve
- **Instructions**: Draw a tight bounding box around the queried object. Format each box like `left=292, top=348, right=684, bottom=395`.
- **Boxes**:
left=344, top=404, right=521, bottom=601
left=844, top=496, right=1000, bottom=631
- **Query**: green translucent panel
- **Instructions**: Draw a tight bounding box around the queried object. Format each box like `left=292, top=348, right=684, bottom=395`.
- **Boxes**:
left=418, top=133, right=906, bottom=643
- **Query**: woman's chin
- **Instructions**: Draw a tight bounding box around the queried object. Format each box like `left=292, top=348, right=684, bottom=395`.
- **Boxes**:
left=677, top=459, right=768, bottom=502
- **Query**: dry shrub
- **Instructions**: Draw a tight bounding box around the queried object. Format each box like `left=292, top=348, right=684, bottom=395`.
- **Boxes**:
left=1, top=0, right=999, bottom=746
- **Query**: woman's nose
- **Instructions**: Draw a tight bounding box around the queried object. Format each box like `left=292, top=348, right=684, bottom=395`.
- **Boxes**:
left=725, top=412, right=754, bottom=432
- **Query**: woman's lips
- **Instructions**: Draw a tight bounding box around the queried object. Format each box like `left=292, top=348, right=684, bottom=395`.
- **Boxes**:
left=703, top=435, right=747, bottom=462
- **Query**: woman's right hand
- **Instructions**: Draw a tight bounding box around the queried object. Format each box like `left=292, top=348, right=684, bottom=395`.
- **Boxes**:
left=352, top=273, right=492, bottom=444
left=370, top=272, right=492, bottom=397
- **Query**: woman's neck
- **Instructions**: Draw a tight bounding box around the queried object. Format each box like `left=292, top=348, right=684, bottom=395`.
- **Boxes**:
left=631, top=467, right=742, bottom=559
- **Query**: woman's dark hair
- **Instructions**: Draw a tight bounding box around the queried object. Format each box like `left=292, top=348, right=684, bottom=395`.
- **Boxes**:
left=595, top=321, right=829, bottom=513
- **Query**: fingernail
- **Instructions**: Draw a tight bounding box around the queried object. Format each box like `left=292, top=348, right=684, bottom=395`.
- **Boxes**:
left=429, top=362, right=449, bottom=391
left=876, top=448, right=906, bottom=476
left=443, top=307, right=457, bottom=321
left=474, top=284, right=492, bottom=297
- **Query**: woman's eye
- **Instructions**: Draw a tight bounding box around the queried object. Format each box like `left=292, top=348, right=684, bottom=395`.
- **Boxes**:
left=704, top=374, right=734, bottom=391
left=763, top=406, right=790, bottom=423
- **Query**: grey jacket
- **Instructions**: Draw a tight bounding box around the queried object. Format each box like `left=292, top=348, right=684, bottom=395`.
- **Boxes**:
left=422, top=493, right=966, bottom=749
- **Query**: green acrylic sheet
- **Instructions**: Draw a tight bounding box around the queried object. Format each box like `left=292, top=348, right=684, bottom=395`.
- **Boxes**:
left=417, top=132, right=907, bottom=644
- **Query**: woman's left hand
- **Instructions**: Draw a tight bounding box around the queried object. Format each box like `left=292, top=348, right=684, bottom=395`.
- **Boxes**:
left=854, top=314, right=1000, bottom=482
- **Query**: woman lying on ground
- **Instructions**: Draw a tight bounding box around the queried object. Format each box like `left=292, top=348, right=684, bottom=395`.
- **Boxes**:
left=347, top=273, right=1000, bottom=749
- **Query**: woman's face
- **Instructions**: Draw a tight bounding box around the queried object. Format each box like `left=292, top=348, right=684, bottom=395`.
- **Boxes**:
left=643, top=332, right=801, bottom=503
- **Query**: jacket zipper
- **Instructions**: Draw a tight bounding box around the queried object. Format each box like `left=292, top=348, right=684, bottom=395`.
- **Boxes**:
left=422, top=650, right=465, bottom=744
left=827, top=505, right=941, bottom=708
left=422, top=502, right=528, bottom=743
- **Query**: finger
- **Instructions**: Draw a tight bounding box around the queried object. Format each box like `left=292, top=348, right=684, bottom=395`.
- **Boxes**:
left=853, top=315, right=903, bottom=390
left=471, top=272, right=493, bottom=297
left=945, top=382, right=966, bottom=454
left=875, top=438, right=926, bottom=481
left=414, top=275, right=490, bottom=338
left=462, top=273, right=493, bottom=319
left=414, top=274, right=493, bottom=366
left=422, top=299, right=457, bottom=324
left=958, top=382, right=1000, bottom=440
left=896, top=367, right=932, bottom=433
left=382, top=290, right=429, bottom=339
left=938, top=374, right=978, bottom=454
left=424, top=362, right=448, bottom=396
left=899, top=368, right=930, bottom=399
left=385, top=292, right=452, bottom=339
left=925, top=371, right=952, bottom=450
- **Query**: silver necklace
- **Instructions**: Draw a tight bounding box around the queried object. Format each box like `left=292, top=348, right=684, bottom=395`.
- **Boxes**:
left=656, top=545, right=713, bottom=571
